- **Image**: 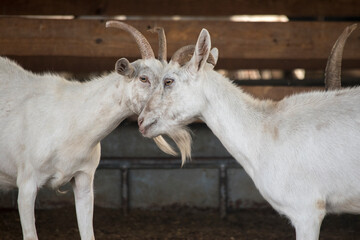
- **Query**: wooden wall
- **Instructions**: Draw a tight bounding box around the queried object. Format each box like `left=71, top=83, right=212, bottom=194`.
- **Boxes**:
left=2, top=0, right=360, bottom=17
left=0, top=0, right=359, bottom=100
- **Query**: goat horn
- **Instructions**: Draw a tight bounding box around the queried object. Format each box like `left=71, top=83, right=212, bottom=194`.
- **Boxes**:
left=171, top=45, right=195, bottom=66
left=148, top=27, right=167, bottom=62
left=171, top=45, right=216, bottom=66
left=106, top=21, right=155, bottom=59
left=325, top=24, right=357, bottom=90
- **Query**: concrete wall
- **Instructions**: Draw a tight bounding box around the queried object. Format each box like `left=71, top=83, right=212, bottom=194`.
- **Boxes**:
left=0, top=123, right=267, bottom=210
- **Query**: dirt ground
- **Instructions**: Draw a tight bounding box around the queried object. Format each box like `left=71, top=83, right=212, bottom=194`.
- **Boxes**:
left=0, top=207, right=359, bottom=240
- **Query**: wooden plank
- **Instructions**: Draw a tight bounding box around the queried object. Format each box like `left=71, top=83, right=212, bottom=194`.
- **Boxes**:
left=7, top=56, right=119, bottom=74
left=236, top=78, right=360, bottom=87
left=1, top=0, right=359, bottom=17
left=0, top=18, right=360, bottom=72
left=10, top=56, right=360, bottom=74
left=242, top=86, right=324, bottom=101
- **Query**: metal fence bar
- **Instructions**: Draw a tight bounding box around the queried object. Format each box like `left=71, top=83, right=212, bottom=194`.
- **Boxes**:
left=99, top=157, right=241, bottom=169
left=219, top=164, right=228, bottom=219
left=121, top=167, right=129, bottom=216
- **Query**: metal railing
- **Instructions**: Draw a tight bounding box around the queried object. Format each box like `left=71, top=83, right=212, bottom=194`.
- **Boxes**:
left=99, top=157, right=241, bottom=218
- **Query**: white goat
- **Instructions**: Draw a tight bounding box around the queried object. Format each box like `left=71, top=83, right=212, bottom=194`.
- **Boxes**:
left=0, top=21, right=176, bottom=240
left=138, top=24, right=359, bottom=240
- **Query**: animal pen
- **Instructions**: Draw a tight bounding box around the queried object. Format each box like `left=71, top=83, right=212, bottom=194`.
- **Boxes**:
left=0, top=0, right=360, bottom=239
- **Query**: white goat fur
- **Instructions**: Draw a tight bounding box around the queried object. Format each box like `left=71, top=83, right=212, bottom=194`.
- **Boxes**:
left=0, top=51, right=170, bottom=239
left=139, top=29, right=360, bottom=240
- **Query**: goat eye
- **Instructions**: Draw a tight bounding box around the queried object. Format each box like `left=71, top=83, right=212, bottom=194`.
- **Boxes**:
left=139, top=75, right=148, bottom=83
left=164, top=78, right=174, bottom=86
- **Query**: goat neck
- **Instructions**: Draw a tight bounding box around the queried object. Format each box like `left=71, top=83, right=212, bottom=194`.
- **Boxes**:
left=200, top=71, right=273, bottom=177
left=66, top=73, right=131, bottom=146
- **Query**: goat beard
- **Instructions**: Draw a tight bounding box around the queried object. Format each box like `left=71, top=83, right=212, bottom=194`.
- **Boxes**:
left=153, top=127, right=192, bottom=167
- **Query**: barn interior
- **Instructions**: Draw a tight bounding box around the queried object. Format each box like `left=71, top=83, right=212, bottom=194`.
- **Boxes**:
left=0, top=0, right=360, bottom=239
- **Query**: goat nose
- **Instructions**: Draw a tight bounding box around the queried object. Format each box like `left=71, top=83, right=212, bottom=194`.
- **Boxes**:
left=138, top=117, right=144, bottom=127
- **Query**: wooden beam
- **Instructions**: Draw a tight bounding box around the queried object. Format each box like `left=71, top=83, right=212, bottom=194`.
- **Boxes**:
left=1, top=18, right=360, bottom=72
left=242, top=86, right=324, bottom=101
left=1, top=0, right=359, bottom=17
left=5, top=55, right=356, bottom=73
left=10, top=56, right=360, bottom=74
left=236, top=78, right=360, bottom=87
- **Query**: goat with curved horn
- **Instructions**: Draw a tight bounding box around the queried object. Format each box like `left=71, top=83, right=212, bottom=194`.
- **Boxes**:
left=139, top=27, right=360, bottom=239
left=325, top=24, right=357, bottom=90
left=106, top=21, right=155, bottom=59
left=0, top=20, right=179, bottom=240
left=106, top=21, right=175, bottom=155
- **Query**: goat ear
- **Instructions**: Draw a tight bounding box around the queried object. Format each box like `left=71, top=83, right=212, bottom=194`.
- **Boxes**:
left=189, top=29, right=211, bottom=72
left=208, top=47, right=219, bottom=69
left=210, top=48, right=218, bottom=65
left=115, top=58, right=135, bottom=77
